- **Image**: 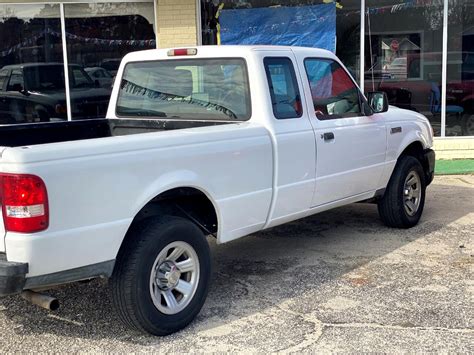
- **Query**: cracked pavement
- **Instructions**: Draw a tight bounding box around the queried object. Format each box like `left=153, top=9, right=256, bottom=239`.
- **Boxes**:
left=0, top=175, right=473, bottom=352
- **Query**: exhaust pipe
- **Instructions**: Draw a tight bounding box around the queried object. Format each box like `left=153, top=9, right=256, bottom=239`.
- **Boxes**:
left=21, top=290, right=59, bottom=311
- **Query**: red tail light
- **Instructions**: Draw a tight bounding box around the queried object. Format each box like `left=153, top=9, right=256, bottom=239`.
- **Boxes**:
left=0, top=174, right=49, bottom=233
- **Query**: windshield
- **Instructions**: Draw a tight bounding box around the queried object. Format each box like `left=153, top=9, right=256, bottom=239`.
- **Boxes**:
left=24, top=65, right=95, bottom=91
left=116, top=58, right=251, bottom=120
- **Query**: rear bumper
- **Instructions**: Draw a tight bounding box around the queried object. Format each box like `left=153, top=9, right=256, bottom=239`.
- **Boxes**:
left=423, top=148, right=436, bottom=185
left=0, top=253, right=28, bottom=296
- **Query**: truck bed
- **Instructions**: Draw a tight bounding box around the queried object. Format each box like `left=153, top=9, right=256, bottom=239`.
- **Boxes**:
left=0, top=119, right=230, bottom=147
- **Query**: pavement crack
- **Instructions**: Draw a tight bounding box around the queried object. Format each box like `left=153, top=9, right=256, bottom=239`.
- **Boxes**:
left=274, top=301, right=324, bottom=353
left=324, top=321, right=474, bottom=334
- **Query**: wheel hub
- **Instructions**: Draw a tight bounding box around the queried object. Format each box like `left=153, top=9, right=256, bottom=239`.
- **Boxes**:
left=403, top=171, right=421, bottom=216
left=156, top=261, right=181, bottom=290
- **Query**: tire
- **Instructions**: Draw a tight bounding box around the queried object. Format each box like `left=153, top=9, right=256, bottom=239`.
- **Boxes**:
left=378, top=155, right=426, bottom=228
left=110, top=215, right=211, bottom=335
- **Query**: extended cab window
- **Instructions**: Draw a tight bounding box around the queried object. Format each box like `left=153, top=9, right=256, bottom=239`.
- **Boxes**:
left=304, top=58, right=361, bottom=119
left=116, top=58, right=251, bottom=121
left=264, top=57, right=302, bottom=119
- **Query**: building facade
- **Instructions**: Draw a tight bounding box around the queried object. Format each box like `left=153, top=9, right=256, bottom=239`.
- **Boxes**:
left=0, top=0, right=473, bottom=157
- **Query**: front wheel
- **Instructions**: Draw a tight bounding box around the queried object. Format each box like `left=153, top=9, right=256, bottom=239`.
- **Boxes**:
left=378, top=156, right=426, bottom=228
left=110, top=215, right=211, bottom=335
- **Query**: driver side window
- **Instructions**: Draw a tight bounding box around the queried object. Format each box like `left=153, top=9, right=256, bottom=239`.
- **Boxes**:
left=304, top=58, right=361, bottom=119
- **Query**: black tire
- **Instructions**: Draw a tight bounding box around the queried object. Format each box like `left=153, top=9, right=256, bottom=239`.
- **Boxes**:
left=110, top=215, right=211, bottom=335
left=378, top=155, right=426, bottom=228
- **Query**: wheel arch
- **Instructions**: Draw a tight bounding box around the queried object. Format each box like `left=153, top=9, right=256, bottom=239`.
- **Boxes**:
left=397, top=140, right=432, bottom=184
left=116, top=183, right=220, bottom=263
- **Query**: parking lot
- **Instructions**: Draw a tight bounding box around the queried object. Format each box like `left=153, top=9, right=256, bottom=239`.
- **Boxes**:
left=0, top=175, right=472, bottom=352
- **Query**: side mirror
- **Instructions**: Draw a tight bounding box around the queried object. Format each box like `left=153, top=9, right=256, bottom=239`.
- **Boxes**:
left=367, top=91, right=389, bottom=113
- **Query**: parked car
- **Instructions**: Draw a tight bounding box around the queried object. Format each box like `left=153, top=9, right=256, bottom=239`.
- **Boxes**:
left=85, top=67, right=114, bottom=88
left=0, top=63, right=111, bottom=124
left=0, top=46, right=435, bottom=336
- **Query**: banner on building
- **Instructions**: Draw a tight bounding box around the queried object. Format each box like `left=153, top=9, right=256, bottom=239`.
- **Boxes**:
left=220, top=3, right=336, bottom=53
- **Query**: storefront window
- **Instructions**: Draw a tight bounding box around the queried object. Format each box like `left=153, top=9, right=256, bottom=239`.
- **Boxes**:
left=446, top=0, right=474, bottom=136
left=0, top=2, right=155, bottom=124
left=64, top=2, right=155, bottom=120
left=201, top=0, right=361, bottom=82
left=365, top=1, right=444, bottom=136
left=0, top=4, right=64, bottom=124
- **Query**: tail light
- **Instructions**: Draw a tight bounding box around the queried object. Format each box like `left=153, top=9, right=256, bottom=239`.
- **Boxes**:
left=0, top=174, right=49, bottom=233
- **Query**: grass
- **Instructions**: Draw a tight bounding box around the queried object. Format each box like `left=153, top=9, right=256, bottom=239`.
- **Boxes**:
left=435, top=159, right=474, bottom=175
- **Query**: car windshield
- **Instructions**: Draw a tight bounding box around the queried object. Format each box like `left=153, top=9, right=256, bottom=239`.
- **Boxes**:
left=24, top=65, right=95, bottom=91
left=116, top=58, right=251, bottom=120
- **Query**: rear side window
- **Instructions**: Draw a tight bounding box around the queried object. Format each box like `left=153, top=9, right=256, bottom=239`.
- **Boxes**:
left=264, top=57, right=302, bottom=119
left=116, top=58, right=251, bottom=121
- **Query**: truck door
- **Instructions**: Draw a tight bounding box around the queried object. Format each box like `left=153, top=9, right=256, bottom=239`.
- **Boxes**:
left=299, top=57, right=387, bottom=207
left=261, top=53, right=317, bottom=227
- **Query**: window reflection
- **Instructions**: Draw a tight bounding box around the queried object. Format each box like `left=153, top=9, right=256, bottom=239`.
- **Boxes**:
left=64, top=2, right=156, bottom=120
left=0, top=4, right=65, bottom=124
left=0, top=2, right=155, bottom=124
left=365, top=1, right=444, bottom=136
left=447, top=0, right=474, bottom=136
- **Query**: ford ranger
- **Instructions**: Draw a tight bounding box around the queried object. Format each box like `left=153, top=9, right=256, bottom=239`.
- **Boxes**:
left=0, top=46, right=435, bottom=335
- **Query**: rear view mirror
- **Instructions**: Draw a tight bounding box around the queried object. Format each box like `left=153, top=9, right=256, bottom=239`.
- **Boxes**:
left=367, top=91, right=389, bottom=113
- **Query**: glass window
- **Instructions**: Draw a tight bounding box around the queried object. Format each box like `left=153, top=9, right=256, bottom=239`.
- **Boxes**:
left=0, top=4, right=65, bottom=123
left=117, top=58, right=251, bottom=121
left=305, top=58, right=361, bottom=119
left=7, top=69, right=24, bottom=91
left=264, top=57, right=302, bottom=119
left=201, top=0, right=361, bottom=82
left=64, top=2, right=156, bottom=120
left=0, top=69, right=8, bottom=91
left=446, top=0, right=474, bottom=136
left=365, top=1, right=444, bottom=136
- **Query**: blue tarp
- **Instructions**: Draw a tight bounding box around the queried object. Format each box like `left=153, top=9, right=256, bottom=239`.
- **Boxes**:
left=220, top=4, right=336, bottom=53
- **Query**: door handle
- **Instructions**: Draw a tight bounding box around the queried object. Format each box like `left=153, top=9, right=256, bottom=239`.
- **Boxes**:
left=322, top=132, right=335, bottom=141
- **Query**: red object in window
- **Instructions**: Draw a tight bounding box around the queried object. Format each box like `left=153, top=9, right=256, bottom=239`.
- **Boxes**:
left=294, top=97, right=302, bottom=115
left=0, top=173, right=49, bottom=233
left=332, top=67, right=354, bottom=96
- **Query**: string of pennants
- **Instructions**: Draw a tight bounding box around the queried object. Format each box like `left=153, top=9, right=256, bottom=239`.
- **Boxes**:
left=0, top=27, right=155, bottom=58
left=367, top=0, right=435, bottom=15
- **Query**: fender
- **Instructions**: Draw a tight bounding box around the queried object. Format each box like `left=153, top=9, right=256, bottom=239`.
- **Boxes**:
left=130, top=169, right=222, bottom=239
left=395, top=123, right=432, bottom=158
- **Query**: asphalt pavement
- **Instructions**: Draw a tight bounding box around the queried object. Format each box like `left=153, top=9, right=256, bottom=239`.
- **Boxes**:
left=0, top=175, right=472, bottom=352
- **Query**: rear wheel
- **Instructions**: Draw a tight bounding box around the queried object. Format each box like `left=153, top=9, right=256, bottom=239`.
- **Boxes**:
left=378, top=156, right=426, bottom=228
left=110, top=215, right=211, bottom=335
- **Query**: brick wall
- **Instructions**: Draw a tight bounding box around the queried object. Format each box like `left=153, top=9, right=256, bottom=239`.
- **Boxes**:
left=434, top=138, right=474, bottom=160
left=156, top=0, right=198, bottom=48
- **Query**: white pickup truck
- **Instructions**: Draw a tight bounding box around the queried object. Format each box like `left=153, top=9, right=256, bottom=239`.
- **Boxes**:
left=0, top=46, right=435, bottom=335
